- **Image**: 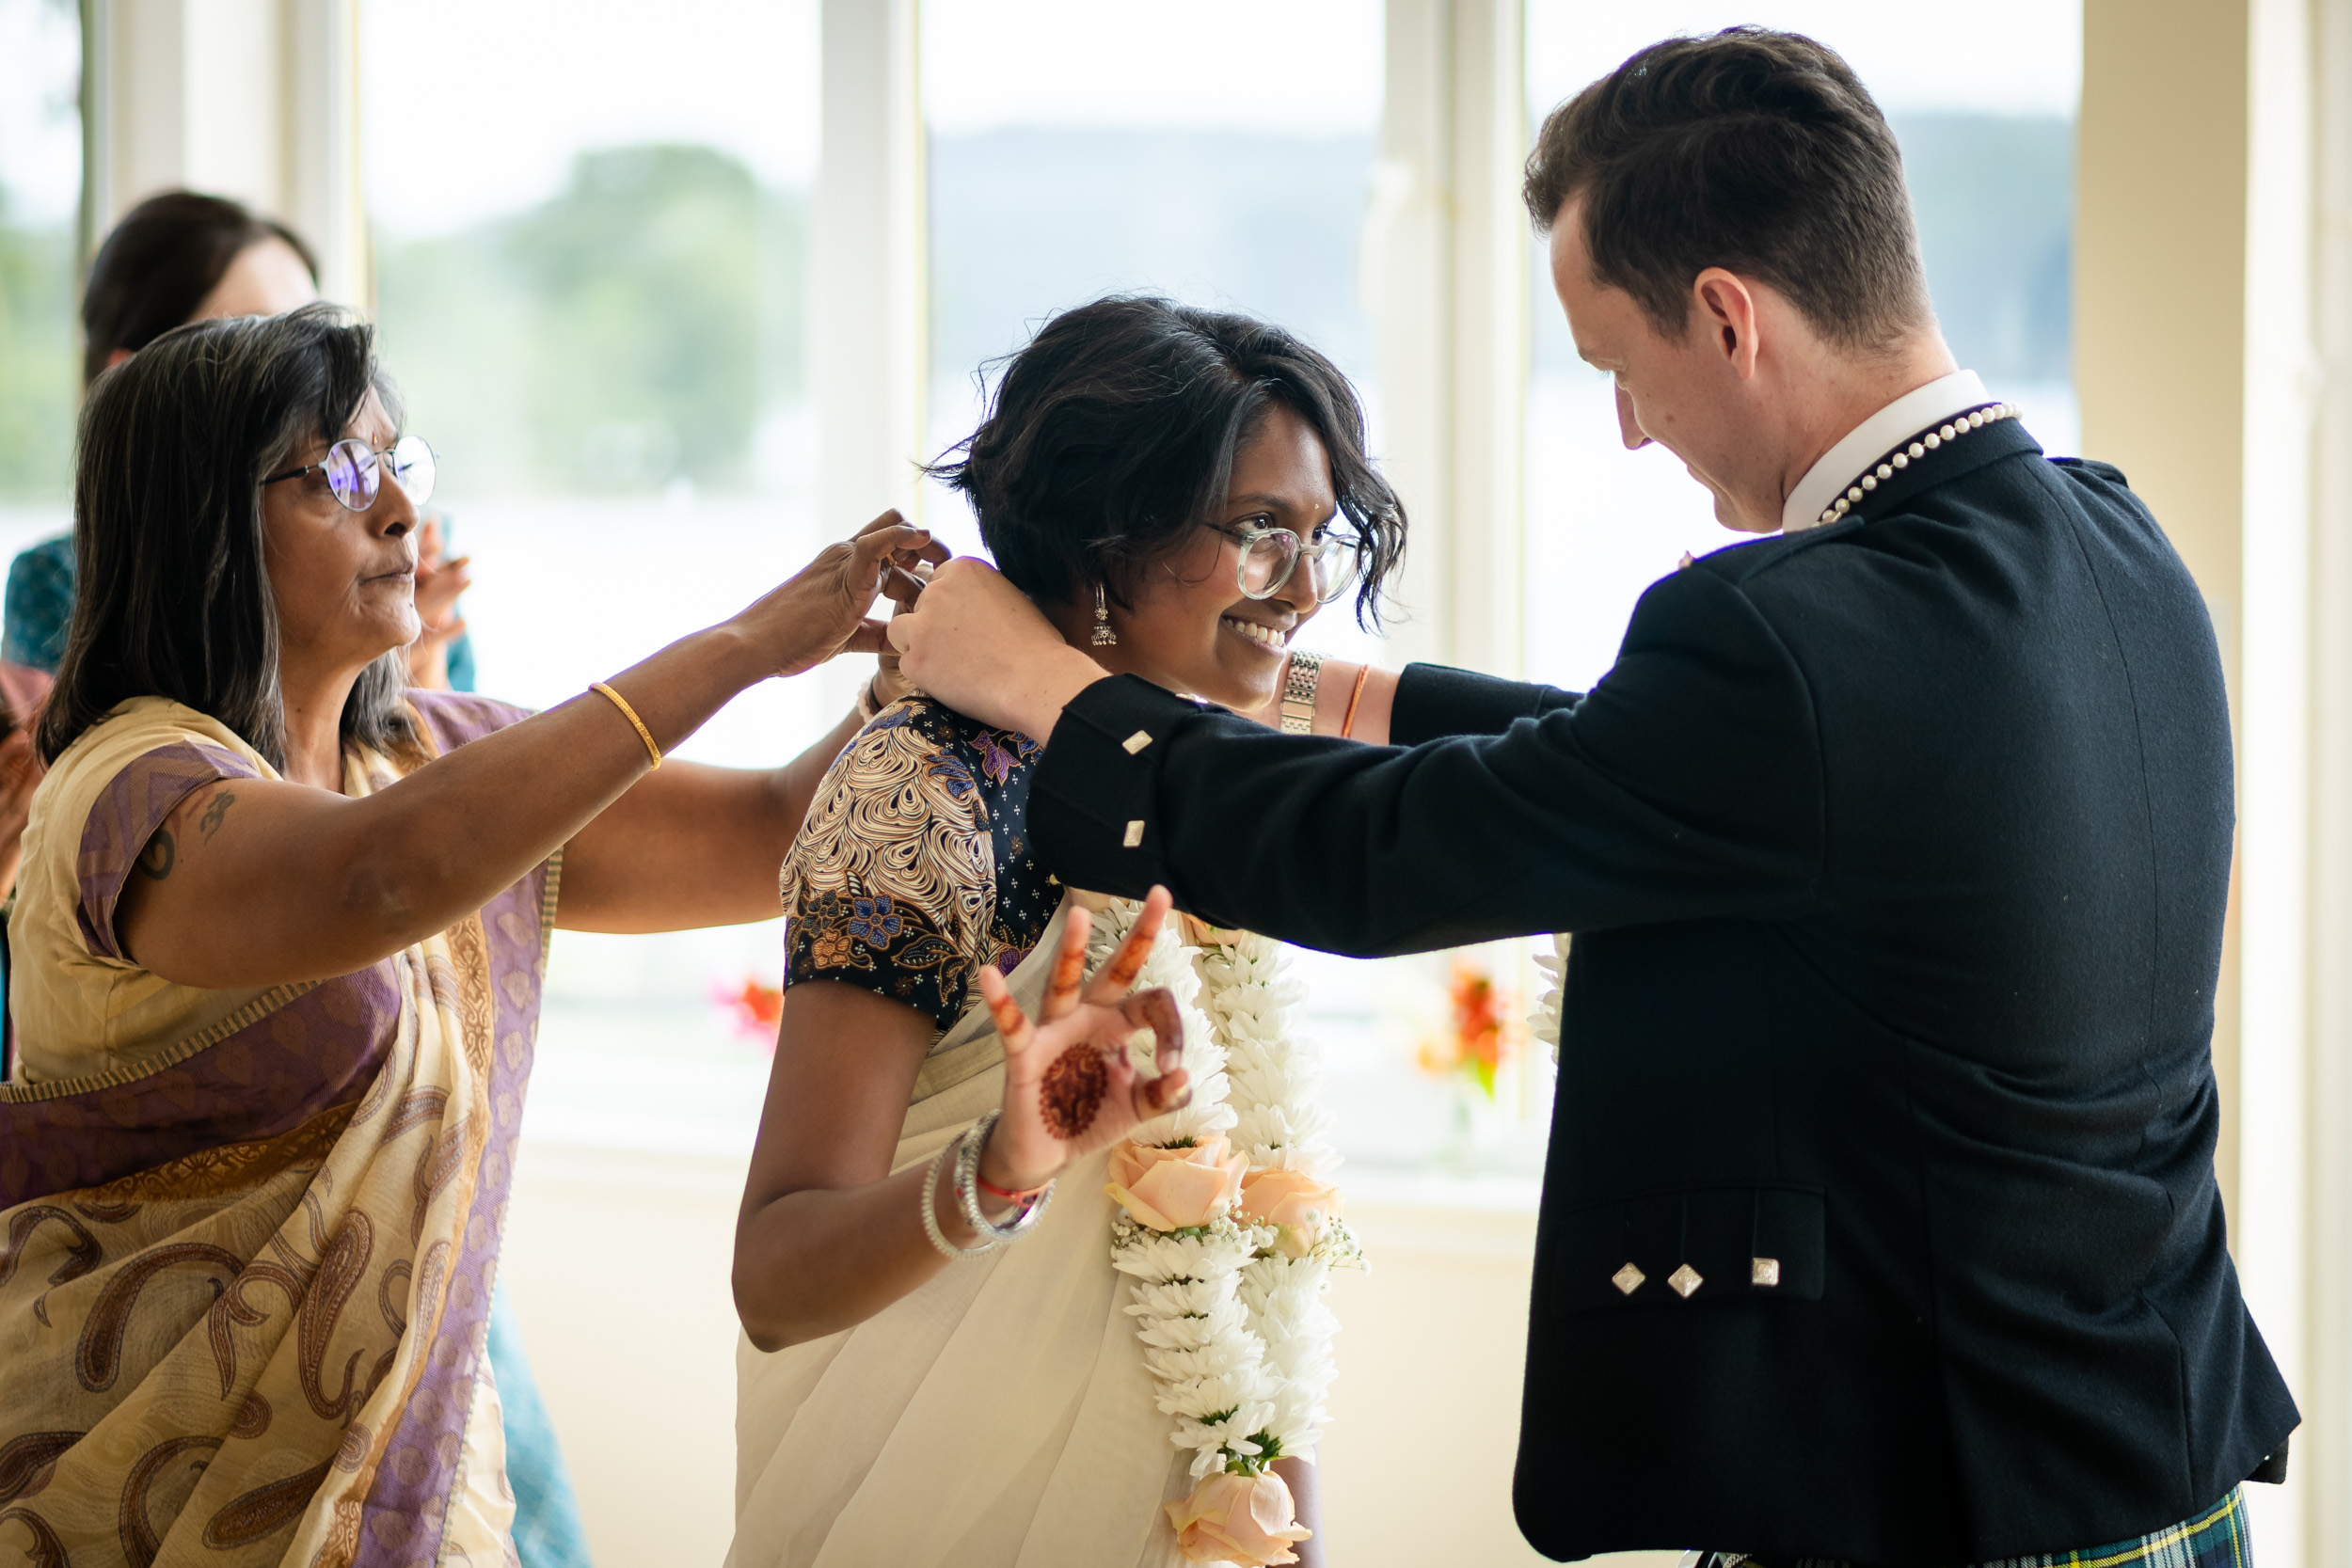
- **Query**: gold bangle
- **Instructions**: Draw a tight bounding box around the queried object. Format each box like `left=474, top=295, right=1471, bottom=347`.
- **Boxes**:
left=591, top=681, right=662, bottom=769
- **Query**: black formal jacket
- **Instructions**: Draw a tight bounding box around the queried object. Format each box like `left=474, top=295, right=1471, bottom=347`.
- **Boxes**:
left=1023, top=416, right=2297, bottom=1563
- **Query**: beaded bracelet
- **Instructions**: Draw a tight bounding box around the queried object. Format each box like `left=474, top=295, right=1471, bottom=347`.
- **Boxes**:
left=954, top=1110, right=1056, bottom=1243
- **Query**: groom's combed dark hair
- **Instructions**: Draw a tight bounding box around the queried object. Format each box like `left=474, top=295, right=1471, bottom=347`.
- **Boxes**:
left=1524, top=26, right=1931, bottom=353
left=928, top=295, right=1406, bottom=628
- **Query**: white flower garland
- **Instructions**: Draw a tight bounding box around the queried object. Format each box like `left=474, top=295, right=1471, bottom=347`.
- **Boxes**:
left=1086, top=901, right=1362, bottom=1528
left=1195, top=929, right=1359, bottom=1461
left=1530, top=932, right=1571, bottom=1062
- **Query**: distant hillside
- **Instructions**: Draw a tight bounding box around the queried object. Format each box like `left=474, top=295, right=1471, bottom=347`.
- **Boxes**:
left=1891, top=113, right=2073, bottom=383
left=350, top=112, right=2070, bottom=499
left=928, top=128, right=1377, bottom=389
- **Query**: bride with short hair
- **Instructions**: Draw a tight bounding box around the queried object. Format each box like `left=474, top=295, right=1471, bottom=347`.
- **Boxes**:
left=726, top=295, right=1406, bottom=1568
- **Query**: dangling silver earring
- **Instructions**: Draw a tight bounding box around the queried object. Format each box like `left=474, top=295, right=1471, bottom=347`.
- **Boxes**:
left=1091, top=581, right=1118, bottom=647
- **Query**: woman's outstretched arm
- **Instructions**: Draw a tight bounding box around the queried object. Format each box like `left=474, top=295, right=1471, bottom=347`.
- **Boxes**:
left=113, top=515, right=941, bottom=987
left=547, top=705, right=867, bottom=933
left=734, top=895, right=1189, bottom=1351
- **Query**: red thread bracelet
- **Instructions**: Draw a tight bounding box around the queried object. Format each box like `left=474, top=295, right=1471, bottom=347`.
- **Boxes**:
left=977, top=1171, right=1052, bottom=1205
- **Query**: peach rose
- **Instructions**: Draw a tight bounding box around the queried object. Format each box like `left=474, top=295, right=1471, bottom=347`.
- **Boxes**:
left=1237, top=1167, right=1343, bottom=1259
left=1165, top=1469, right=1312, bottom=1565
left=1105, top=1136, right=1247, bottom=1230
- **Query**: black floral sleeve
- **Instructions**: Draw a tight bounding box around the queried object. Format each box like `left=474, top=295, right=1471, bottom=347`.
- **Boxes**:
left=781, top=697, right=1054, bottom=1033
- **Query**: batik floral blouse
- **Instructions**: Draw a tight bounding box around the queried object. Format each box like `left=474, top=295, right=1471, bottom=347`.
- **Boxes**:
left=781, top=695, right=1055, bottom=1033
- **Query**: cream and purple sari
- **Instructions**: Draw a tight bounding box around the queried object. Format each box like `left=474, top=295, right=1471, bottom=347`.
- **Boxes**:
left=0, top=691, right=557, bottom=1568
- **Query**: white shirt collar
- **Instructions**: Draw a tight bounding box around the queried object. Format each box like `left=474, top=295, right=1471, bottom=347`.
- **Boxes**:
left=1781, top=369, right=1990, bottom=533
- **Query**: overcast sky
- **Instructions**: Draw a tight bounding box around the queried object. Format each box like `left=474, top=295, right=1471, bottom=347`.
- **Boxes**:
left=1526, top=1, right=2081, bottom=120
left=364, top=0, right=2076, bottom=237
left=0, top=0, right=2078, bottom=238
left=0, top=0, right=80, bottom=225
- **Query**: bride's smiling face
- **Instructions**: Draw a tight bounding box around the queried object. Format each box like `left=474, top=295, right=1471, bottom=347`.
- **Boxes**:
left=1076, top=403, right=1336, bottom=712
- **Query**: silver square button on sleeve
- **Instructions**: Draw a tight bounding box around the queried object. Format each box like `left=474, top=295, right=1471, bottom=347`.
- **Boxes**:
left=1121, top=819, right=1146, bottom=847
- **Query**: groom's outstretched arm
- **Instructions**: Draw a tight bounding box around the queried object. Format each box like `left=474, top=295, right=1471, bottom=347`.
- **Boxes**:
left=1026, top=566, right=1825, bottom=958
left=1384, top=662, right=1582, bottom=743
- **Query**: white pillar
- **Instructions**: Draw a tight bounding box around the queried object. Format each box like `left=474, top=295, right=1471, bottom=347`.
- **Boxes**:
left=814, top=0, right=926, bottom=528
left=1370, top=0, right=1527, bottom=676
left=812, top=0, right=927, bottom=710
left=278, top=0, right=366, bottom=308
left=80, top=0, right=363, bottom=303
left=2299, top=0, right=2352, bottom=1558
left=2239, top=0, right=2319, bottom=1556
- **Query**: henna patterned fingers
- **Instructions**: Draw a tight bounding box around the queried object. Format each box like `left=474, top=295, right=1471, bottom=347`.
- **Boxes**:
left=1040, top=906, right=1093, bottom=1022
left=1087, top=886, right=1174, bottom=1002
left=1128, top=987, right=1187, bottom=1078
left=1121, top=987, right=1192, bottom=1117
left=1137, top=1065, right=1192, bottom=1117
left=977, top=966, right=1036, bottom=1061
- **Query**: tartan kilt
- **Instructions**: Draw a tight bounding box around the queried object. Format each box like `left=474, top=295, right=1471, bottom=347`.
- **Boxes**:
left=1696, top=1488, right=2251, bottom=1568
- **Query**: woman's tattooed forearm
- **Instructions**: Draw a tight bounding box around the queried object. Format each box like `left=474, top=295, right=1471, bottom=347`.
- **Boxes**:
left=198, top=790, right=236, bottom=841
left=135, top=830, right=176, bottom=880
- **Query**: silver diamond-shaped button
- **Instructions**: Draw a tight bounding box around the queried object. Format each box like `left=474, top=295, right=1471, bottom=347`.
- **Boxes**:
left=1122, top=819, right=1146, bottom=847
left=1668, top=1263, right=1704, bottom=1298
left=1611, top=1262, right=1645, bottom=1296
left=1122, top=730, right=1153, bottom=754
left=1751, top=1257, right=1781, bottom=1288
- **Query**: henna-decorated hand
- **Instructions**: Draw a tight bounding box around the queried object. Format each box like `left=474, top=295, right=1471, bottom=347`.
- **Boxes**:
left=977, top=886, right=1192, bottom=1192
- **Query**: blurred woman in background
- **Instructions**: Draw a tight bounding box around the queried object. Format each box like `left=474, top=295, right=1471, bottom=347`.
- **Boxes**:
left=4, top=191, right=474, bottom=689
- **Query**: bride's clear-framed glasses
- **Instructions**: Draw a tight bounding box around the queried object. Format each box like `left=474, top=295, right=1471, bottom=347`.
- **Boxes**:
left=1206, top=517, right=1366, bottom=605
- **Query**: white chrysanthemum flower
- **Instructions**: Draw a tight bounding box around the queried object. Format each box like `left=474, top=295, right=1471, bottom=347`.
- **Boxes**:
left=1122, top=1276, right=1226, bottom=1319
left=1110, top=1218, right=1259, bottom=1282
left=1133, top=1297, right=1251, bottom=1352
left=1155, top=1366, right=1269, bottom=1418
left=1168, top=1402, right=1278, bottom=1476
left=1530, top=932, right=1571, bottom=1061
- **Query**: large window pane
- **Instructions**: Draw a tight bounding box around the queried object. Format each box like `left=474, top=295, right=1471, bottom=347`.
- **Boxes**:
left=0, top=0, right=81, bottom=555
left=1523, top=3, right=2082, bottom=691
left=921, top=0, right=1382, bottom=655
left=923, top=2, right=1531, bottom=1180
left=364, top=0, right=820, bottom=1153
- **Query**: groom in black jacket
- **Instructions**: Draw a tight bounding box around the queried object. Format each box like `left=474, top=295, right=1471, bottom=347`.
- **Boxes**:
left=889, top=27, right=2296, bottom=1567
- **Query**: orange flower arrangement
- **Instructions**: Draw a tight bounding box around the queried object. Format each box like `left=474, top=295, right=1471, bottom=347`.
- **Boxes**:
left=1416, top=958, right=1518, bottom=1100
left=719, top=975, right=785, bottom=1049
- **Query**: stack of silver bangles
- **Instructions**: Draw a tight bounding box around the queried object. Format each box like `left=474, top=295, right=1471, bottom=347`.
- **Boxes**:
left=920, top=1108, right=1057, bottom=1259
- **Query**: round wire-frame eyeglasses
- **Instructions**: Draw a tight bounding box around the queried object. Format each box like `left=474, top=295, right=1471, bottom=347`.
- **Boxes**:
left=262, top=435, right=437, bottom=513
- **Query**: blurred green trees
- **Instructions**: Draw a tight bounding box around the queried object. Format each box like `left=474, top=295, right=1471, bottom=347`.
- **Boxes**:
left=0, top=189, right=77, bottom=500
left=373, top=144, right=806, bottom=497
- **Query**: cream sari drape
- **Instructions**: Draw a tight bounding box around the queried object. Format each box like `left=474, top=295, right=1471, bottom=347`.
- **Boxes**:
left=728, top=897, right=1193, bottom=1568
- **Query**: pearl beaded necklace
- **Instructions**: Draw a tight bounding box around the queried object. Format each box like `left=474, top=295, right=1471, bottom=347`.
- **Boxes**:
left=1815, top=402, right=2020, bottom=528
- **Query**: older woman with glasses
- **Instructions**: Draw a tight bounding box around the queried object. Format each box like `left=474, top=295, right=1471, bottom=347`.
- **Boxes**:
left=0, top=303, right=940, bottom=1566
